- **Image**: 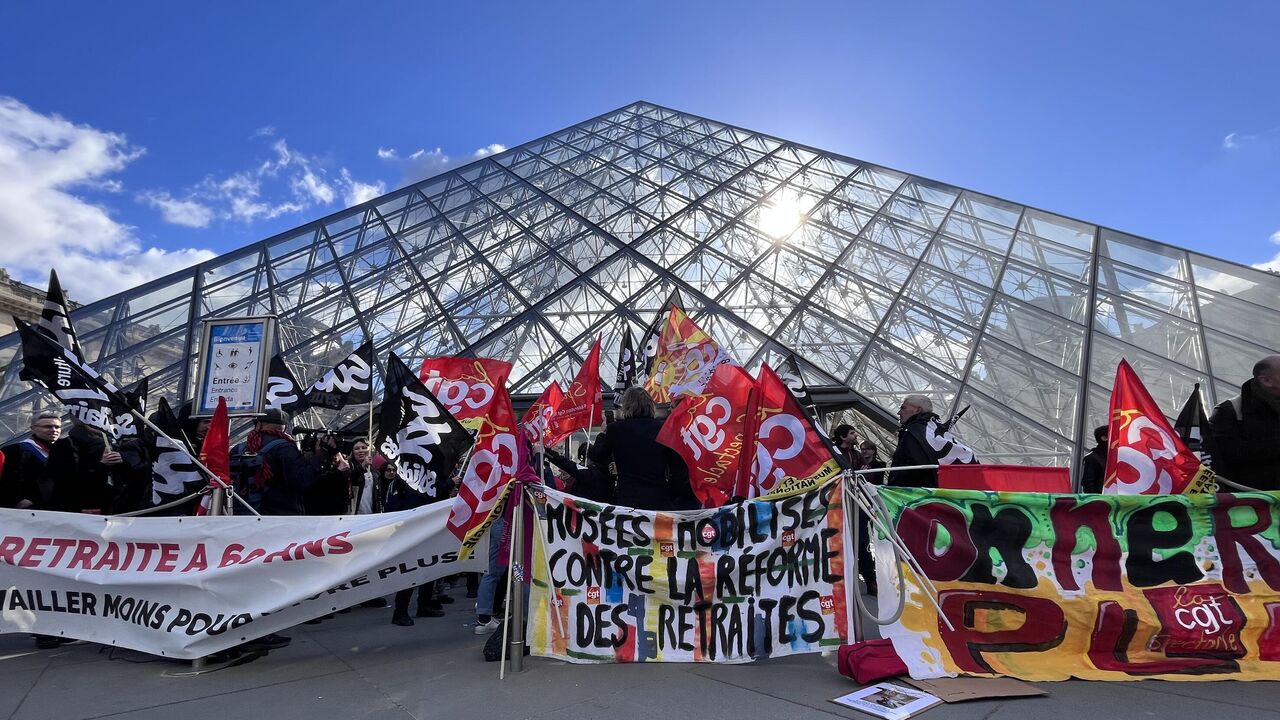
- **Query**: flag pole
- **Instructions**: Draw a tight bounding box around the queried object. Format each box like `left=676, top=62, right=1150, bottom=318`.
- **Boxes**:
left=129, top=409, right=262, bottom=517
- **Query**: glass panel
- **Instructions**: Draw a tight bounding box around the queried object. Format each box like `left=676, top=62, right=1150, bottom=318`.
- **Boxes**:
left=1195, top=289, right=1280, bottom=350
left=1088, top=335, right=1209, bottom=421
left=999, top=261, right=1089, bottom=323
left=1191, top=253, right=1280, bottom=312
left=1009, top=232, right=1092, bottom=283
left=851, top=340, right=961, bottom=414
left=718, top=273, right=803, bottom=335
left=1019, top=208, right=1094, bottom=252
left=954, top=387, right=1074, bottom=466
left=904, top=266, right=991, bottom=327
left=984, top=296, right=1085, bottom=373
left=1098, top=229, right=1189, bottom=282
left=881, top=303, right=976, bottom=377
left=965, top=337, right=1080, bottom=437
left=1093, top=292, right=1205, bottom=370
left=1204, top=328, right=1271, bottom=387
left=810, top=269, right=896, bottom=333
left=776, top=307, right=870, bottom=380
left=1097, top=258, right=1196, bottom=319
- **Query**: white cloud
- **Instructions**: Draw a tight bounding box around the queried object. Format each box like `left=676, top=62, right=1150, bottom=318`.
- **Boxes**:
left=252, top=125, right=276, bottom=138
left=376, top=147, right=397, bottom=160
left=1254, top=230, right=1280, bottom=273
left=403, top=147, right=451, bottom=182
left=0, top=96, right=214, bottom=301
left=1223, top=133, right=1239, bottom=150
left=341, top=169, right=385, bottom=206
left=149, top=136, right=382, bottom=224
left=137, top=191, right=215, bottom=228
left=473, top=143, right=506, bottom=158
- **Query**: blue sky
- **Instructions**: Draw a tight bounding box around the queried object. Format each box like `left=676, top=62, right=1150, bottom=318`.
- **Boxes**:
left=1, top=1, right=1277, bottom=301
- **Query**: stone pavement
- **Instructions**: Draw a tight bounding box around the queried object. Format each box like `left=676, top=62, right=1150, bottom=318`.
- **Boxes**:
left=1, top=590, right=1277, bottom=720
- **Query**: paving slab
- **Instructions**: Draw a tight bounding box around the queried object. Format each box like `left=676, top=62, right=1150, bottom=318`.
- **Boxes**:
left=3, top=591, right=1279, bottom=720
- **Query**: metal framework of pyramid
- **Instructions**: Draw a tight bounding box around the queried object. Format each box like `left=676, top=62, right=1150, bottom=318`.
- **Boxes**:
left=1, top=101, right=1277, bottom=467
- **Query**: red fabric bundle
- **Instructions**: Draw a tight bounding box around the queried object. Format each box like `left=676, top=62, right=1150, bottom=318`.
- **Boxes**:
left=837, top=639, right=909, bottom=684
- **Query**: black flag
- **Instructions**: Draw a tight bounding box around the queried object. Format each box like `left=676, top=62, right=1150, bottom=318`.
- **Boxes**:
left=16, top=317, right=125, bottom=430
left=31, top=270, right=113, bottom=431
left=37, top=269, right=84, bottom=358
left=378, top=352, right=473, bottom=497
left=1174, top=383, right=1210, bottom=457
left=613, top=326, right=638, bottom=406
left=640, top=287, right=683, bottom=381
left=111, top=376, right=149, bottom=439
left=265, top=353, right=310, bottom=413
left=778, top=354, right=814, bottom=410
left=305, top=340, right=374, bottom=410
left=147, top=397, right=204, bottom=505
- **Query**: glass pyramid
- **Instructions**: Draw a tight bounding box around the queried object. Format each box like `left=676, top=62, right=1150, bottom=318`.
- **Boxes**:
left=1, top=101, right=1277, bottom=469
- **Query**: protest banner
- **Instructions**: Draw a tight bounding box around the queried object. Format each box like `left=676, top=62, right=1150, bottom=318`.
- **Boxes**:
left=528, top=481, right=851, bottom=663
left=0, top=500, right=485, bottom=659
left=876, top=486, right=1280, bottom=681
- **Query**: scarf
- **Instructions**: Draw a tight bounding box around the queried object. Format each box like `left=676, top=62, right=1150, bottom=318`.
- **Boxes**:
left=245, top=427, right=296, bottom=490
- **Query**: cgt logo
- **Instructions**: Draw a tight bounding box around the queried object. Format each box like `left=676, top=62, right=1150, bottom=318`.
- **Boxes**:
left=423, top=375, right=495, bottom=416
left=586, top=586, right=601, bottom=604
left=678, top=396, right=731, bottom=460
left=820, top=595, right=835, bottom=614
left=700, top=524, right=718, bottom=544
left=1144, top=583, right=1246, bottom=659
left=781, top=529, right=796, bottom=548
left=659, top=541, right=675, bottom=557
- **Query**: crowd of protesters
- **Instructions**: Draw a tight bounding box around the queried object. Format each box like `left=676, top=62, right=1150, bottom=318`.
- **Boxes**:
left=3, top=353, right=1279, bottom=658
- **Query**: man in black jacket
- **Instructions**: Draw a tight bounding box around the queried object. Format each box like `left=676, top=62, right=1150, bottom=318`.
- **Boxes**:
left=889, top=395, right=942, bottom=488
left=240, top=410, right=315, bottom=516
left=0, top=412, right=62, bottom=509
left=589, top=387, right=695, bottom=511
left=1209, top=356, right=1280, bottom=491
left=48, top=418, right=123, bottom=514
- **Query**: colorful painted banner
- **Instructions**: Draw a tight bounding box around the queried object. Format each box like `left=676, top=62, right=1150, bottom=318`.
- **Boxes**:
left=528, top=481, right=851, bottom=663
left=644, top=306, right=731, bottom=404
left=0, top=500, right=486, bottom=659
left=876, top=486, right=1280, bottom=681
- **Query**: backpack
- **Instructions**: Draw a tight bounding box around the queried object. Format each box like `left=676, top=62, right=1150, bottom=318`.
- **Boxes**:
left=229, top=438, right=288, bottom=510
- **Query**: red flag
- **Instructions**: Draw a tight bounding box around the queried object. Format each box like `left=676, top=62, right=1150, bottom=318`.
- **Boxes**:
left=644, top=306, right=732, bottom=404
left=738, top=363, right=843, bottom=499
left=195, top=396, right=231, bottom=516
left=422, top=356, right=521, bottom=557
left=1102, top=360, right=1216, bottom=495
left=521, top=381, right=564, bottom=443
left=420, top=357, right=513, bottom=425
left=657, top=363, right=754, bottom=507
left=548, top=338, right=603, bottom=445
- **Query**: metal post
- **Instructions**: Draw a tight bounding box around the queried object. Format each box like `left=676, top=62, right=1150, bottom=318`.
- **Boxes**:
left=508, top=487, right=527, bottom=673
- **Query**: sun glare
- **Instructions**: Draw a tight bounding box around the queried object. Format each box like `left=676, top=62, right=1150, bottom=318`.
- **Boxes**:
left=757, top=193, right=804, bottom=240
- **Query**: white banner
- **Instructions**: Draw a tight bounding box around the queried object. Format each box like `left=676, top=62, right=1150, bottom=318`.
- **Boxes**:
left=0, top=500, right=485, bottom=659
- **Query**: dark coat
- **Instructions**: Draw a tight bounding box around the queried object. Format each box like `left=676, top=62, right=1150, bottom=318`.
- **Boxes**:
left=1079, top=444, right=1107, bottom=494
left=0, top=439, right=56, bottom=509
left=546, top=447, right=614, bottom=503
left=588, top=417, right=695, bottom=511
left=47, top=424, right=120, bottom=514
left=889, top=412, right=939, bottom=488
left=1209, top=379, right=1280, bottom=491
left=306, top=451, right=352, bottom=515
left=257, top=439, right=316, bottom=516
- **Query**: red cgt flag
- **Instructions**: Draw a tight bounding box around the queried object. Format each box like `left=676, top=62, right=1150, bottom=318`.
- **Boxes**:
left=547, top=337, right=603, bottom=445
left=195, top=396, right=231, bottom=516
left=657, top=363, right=755, bottom=508
left=1102, top=359, right=1216, bottom=495
left=419, top=356, right=521, bottom=557
left=737, top=363, right=843, bottom=499
left=521, top=381, right=564, bottom=443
